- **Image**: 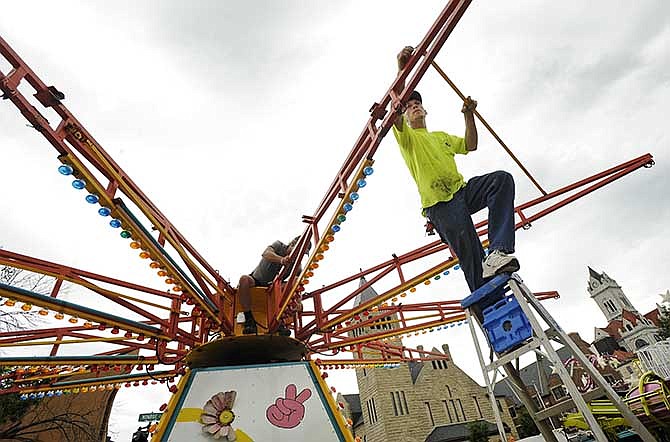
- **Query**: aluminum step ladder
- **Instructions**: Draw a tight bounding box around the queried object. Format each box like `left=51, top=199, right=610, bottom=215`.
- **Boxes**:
left=461, top=273, right=656, bottom=442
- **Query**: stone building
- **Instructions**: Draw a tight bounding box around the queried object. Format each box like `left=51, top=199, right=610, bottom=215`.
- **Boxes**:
left=588, top=267, right=663, bottom=352
left=339, top=277, right=516, bottom=442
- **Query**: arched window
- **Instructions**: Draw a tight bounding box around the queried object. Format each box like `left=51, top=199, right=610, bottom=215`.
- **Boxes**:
left=635, top=339, right=649, bottom=349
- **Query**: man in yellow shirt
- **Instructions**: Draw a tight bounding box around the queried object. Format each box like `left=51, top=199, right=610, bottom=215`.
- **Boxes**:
left=393, top=46, right=519, bottom=293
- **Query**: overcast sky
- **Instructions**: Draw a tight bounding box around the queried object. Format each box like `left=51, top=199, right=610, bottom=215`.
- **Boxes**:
left=1, top=1, right=669, bottom=440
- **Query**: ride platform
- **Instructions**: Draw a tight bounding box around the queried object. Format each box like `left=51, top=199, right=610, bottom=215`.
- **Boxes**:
left=152, top=335, right=352, bottom=441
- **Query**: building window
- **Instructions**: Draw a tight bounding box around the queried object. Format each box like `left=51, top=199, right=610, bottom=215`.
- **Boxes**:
left=551, top=386, right=567, bottom=401
left=604, top=300, right=612, bottom=313
left=431, top=360, right=447, bottom=369
left=626, top=324, right=633, bottom=332
left=472, top=396, right=483, bottom=418
left=425, top=402, right=435, bottom=427
left=604, top=374, right=616, bottom=384
left=362, top=368, right=366, bottom=377
left=532, top=395, right=544, bottom=410
left=401, top=391, right=409, bottom=415
left=508, top=406, right=517, bottom=418
left=442, top=400, right=453, bottom=423
left=635, top=339, right=649, bottom=350
left=604, top=299, right=618, bottom=313
left=371, top=316, right=394, bottom=331
left=457, top=399, right=466, bottom=421
left=366, top=397, right=378, bottom=424
left=445, top=399, right=466, bottom=422
left=391, top=391, right=409, bottom=416
left=445, top=385, right=452, bottom=397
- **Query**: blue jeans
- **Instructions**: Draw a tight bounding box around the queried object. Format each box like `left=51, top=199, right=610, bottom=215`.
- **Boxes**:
left=425, top=170, right=515, bottom=293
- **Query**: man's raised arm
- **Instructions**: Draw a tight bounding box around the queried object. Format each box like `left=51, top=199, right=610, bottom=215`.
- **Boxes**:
left=462, top=96, right=478, bottom=151
left=394, top=46, right=414, bottom=130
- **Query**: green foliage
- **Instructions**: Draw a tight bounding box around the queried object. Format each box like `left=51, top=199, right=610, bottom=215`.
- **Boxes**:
left=658, top=305, right=670, bottom=339
left=0, top=393, right=38, bottom=425
left=0, top=367, right=39, bottom=426
left=467, top=420, right=490, bottom=442
left=516, top=406, right=539, bottom=438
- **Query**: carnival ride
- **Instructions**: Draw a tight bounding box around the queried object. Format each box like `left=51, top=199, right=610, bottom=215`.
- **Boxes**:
left=563, top=372, right=670, bottom=437
left=0, top=0, right=663, bottom=440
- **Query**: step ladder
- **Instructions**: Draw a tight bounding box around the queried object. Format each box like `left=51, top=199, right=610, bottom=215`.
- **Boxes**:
left=461, top=273, right=656, bottom=442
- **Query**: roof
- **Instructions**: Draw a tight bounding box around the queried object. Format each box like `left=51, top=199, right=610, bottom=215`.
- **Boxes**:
left=494, top=346, right=572, bottom=404
left=612, top=349, right=635, bottom=362
left=342, top=394, right=363, bottom=426
left=408, top=360, right=424, bottom=384
left=353, top=276, right=380, bottom=307
left=621, top=309, right=640, bottom=326
left=644, top=308, right=660, bottom=326
left=425, top=420, right=509, bottom=442
left=588, top=266, right=603, bottom=283
left=603, top=320, right=622, bottom=340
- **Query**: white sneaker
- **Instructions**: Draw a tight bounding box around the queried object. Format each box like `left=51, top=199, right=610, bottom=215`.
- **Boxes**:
left=482, top=250, right=520, bottom=278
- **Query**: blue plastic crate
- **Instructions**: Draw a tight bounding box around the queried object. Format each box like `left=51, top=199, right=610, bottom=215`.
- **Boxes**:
left=481, top=294, right=532, bottom=353
left=461, top=273, right=511, bottom=310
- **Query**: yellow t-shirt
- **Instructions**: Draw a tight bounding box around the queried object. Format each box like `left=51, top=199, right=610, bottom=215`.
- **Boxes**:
left=392, top=117, right=468, bottom=211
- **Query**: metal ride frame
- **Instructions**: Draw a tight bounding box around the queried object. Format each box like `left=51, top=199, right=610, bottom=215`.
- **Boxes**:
left=0, top=0, right=656, bottom=428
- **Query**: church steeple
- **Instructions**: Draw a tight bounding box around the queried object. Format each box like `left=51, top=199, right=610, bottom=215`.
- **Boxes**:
left=588, top=266, right=603, bottom=283
left=587, top=267, right=634, bottom=322
left=348, top=276, right=402, bottom=350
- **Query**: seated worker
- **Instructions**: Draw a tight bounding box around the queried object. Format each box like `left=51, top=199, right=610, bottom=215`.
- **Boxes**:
left=237, top=236, right=307, bottom=335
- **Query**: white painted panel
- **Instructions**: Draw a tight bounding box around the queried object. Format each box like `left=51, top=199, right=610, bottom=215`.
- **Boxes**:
left=165, top=363, right=344, bottom=442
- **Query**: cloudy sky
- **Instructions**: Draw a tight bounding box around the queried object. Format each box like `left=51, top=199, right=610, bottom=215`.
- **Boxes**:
left=1, top=1, right=669, bottom=440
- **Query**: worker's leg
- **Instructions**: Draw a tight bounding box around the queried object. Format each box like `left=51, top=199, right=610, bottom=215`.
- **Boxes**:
left=238, top=275, right=256, bottom=312
left=463, top=171, right=519, bottom=278
left=238, top=275, right=258, bottom=334
left=463, top=171, right=515, bottom=253
left=426, top=190, right=487, bottom=293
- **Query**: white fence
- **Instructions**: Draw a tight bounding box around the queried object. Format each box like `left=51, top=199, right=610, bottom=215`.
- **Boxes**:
left=637, top=339, right=670, bottom=380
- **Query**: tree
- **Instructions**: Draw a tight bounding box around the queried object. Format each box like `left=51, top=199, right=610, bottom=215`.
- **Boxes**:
left=516, top=406, right=539, bottom=438
left=0, top=389, right=38, bottom=427
left=467, top=420, right=490, bottom=442
left=0, top=264, right=103, bottom=441
left=0, top=264, right=51, bottom=332
left=0, top=392, right=112, bottom=442
left=0, top=264, right=51, bottom=429
left=658, top=304, right=670, bottom=339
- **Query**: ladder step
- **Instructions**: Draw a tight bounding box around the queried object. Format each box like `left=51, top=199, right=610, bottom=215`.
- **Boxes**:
left=461, top=273, right=510, bottom=309
left=485, top=337, right=541, bottom=371
left=534, top=387, right=605, bottom=421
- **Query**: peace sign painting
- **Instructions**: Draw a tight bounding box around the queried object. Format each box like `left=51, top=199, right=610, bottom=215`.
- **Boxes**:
left=160, top=362, right=351, bottom=442
left=266, top=383, right=313, bottom=429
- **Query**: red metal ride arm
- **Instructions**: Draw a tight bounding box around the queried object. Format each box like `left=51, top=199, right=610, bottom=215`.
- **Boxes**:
left=0, top=35, right=235, bottom=334
left=290, top=153, right=653, bottom=346
left=270, top=0, right=475, bottom=329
